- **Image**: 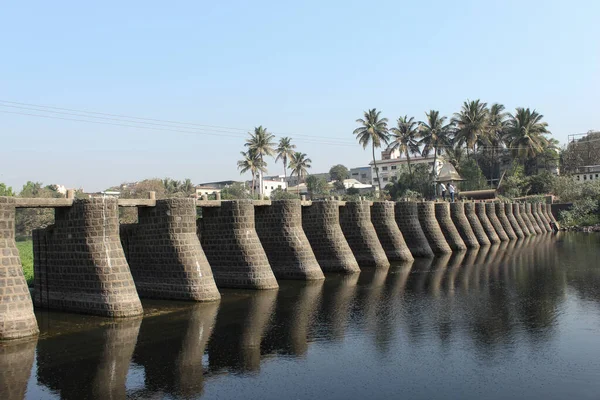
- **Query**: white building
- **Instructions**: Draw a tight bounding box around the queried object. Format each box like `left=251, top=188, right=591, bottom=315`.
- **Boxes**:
left=368, top=146, right=445, bottom=186
left=254, top=178, right=287, bottom=198
left=349, top=167, right=372, bottom=185
left=573, top=165, right=600, bottom=183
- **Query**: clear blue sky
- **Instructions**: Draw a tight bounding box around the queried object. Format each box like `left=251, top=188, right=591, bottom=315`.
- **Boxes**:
left=1, top=0, right=598, bottom=192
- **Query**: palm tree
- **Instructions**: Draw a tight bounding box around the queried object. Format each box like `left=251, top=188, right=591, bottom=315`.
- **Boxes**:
left=505, top=108, right=550, bottom=171
left=289, top=152, right=312, bottom=194
left=452, top=99, right=488, bottom=156
left=245, top=126, right=275, bottom=197
left=181, top=178, right=194, bottom=195
left=237, top=150, right=266, bottom=196
left=418, top=110, right=453, bottom=179
left=484, top=103, right=508, bottom=184
left=353, top=108, right=389, bottom=192
left=389, top=115, right=420, bottom=177
left=445, top=142, right=466, bottom=170
left=162, top=178, right=181, bottom=194
left=275, top=137, right=296, bottom=188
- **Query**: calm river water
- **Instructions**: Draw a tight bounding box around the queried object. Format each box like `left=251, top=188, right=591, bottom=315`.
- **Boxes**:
left=2, top=232, right=599, bottom=399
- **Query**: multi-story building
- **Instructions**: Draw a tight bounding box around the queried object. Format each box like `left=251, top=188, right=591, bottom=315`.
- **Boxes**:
left=349, top=167, right=372, bottom=185
left=572, top=165, right=600, bottom=183
left=368, top=146, right=445, bottom=186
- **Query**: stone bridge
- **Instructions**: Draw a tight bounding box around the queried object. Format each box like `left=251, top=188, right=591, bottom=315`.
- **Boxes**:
left=0, top=193, right=557, bottom=340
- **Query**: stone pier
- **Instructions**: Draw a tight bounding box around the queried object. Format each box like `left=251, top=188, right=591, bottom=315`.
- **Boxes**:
left=475, top=203, right=501, bottom=244
left=495, top=203, right=517, bottom=240
left=513, top=203, right=532, bottom=236
left=417, top=202, right=452, bottom=254
left=529, top=203, right=547, bottom=233
left=464, top=202, right=491, bottom=246
left=536, top=203, right=551, bottom=232
left=199, top=200, right=278, bottom=289
left=120, top=199, right=220, bottom=301
left=434, top=203, right=467, bottom=251
left=370, top=202, right=414, bottom=262
left=254, top=200, right=324, bottom=280
left=524, top=203, right=542, bottom=234
left=301, top=201, right=360, bottom=273
left=486, top=202, right=509, bottom=241
left=32, top=198, right=143, bottom=317
left=0, top=198, right=39, bottom=340
left=450, top=202, right=481, bottom=248
left=394, top=202, right=434, bottom=258
left=339, top=201, right=390, bottom=268
left=545, top=204, right=559, bottom=228
left=505, top=203, right=525, bottom=239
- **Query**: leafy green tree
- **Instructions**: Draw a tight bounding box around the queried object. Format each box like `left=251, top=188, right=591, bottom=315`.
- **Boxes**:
left=527, top=171, right=555, bottom=195
left=353, top=108, right=389, bottom=192
left=445, top=143, right=466, bottom=169
left=499, top=164, right=528, bottom=198
left=220, top=182, right=252, bottom=199
left=0, top=183, right=15, bottom=196
left=305, top=175, right=329, bottom=198
left=275, top=137, right=296, bottom=186
left=505, top=108, right=551, bottom=173
left=237, top=150, right=266, bottom=196
left=289, top=152, right=312, bottom=194
left=269, top=188, right=299, bottom=200
left=329, top=164, right=349, bottom=182
left=245, top=126, right=275, bottom=197
left=418, top=110, right=453, bottom=179
left=387, top=164, right=433, bottom=200
left=452, top=99, right=488, bottom=156
left=457, top=158, right=488, bottom=191
left=389, top=115, right=420, bottom=176
left=16, top=182, right=62, bottom=237
left=181, top=178, right=195, bottom=196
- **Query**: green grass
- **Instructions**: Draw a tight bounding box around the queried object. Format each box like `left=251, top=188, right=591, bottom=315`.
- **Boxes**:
left=16, top=239, right=33, bottom=286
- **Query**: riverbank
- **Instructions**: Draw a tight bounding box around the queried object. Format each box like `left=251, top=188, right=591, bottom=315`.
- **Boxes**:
left=16, top=239, right=33, bottom=285
left=560, top=224, right=600, bottom=232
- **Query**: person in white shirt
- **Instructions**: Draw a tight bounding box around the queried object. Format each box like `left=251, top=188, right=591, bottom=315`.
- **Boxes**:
left=439, top=182, right=447, bottom=201
left=448, top=182, right=455, bottom=202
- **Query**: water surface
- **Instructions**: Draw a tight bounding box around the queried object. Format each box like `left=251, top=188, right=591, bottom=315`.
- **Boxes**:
left=2, top=232, right=600, bottom=399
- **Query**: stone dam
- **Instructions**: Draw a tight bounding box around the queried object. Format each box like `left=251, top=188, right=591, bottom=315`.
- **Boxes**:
left=0, top=195, right=556, bottom=340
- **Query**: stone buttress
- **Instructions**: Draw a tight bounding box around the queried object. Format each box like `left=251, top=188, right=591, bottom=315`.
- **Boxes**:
left=475, top=202, right=501, bottom=244
left=513, top=203, right=532, bottom=236
left=33, top=198, right=143, bottom=317
left=529, top=203, right=546, bottom=233
left=0, top=197, right=39, bottom=340
left=536, top=203, right=552, bottom=232
left=504, top=203, right=524, bottom=239
left=254, top=199, right=324, bottom=280
left=339, top=201, right=390, bottom=268
left=525, top=203, right=543, bottom=234
left=120, top=198, right=220, bottom=301
left=434, top=203, right=467, bottom=251
left=417, top=202, right=452, bottom=254
left=394, top=202, right=434, bottom=258
left=370, top=202, right=414, bottom=262
left=485, top=202, right=509, bottom=241
left=450, top=202, right=481, bottom=248
left=301, top=201, right=360, bottom=273
left=199, top=200, right=278, bottom=289
left=545, top=204, right=559, bottom=229
left=495, top=203, right=517, bottom=240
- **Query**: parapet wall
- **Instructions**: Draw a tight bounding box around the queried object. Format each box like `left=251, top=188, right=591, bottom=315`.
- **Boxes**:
left=0, top=197, right=39, bottom=340
left=339, top=202, right=390, bottom=268
left=301, top=201, right=360, bottom=273
left=32, top=198, right=143, bottom=317
left=394, top=202, right=434, bottom=258
left=475, top=202, right=501, bottom=244
left=120, top=199, right=220, bottom=301
left=449, top=202, right=480, bottom=248
left=417, top=202, right=451, bottom=254
left=199, top=200, right=278, bottom=289
left=254, top=200, right=324, bottom=280
left=370, top=202, right=413, bottom=262
left=434, top=203, right=467, bottom=251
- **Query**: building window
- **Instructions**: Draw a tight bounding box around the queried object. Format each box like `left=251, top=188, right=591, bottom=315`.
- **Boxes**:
left=382, top=166, right=388, bottom=171
left=352, top=172, right=358, bottom=176
left=278, top=185, right=282, bottom=189
left=361, top=174, right=366, bottom=178
left=584, top=175, right=587, bottom=180
left=591, top=175, right=594, bottom=180
left=383, top=177, right=388, bottom=182
left=391, top=166, right=397, bottom=170
left=374, top=178, right=379, bottom=182
left=596, top=174, right=599, bottom=178
left=577, top=175, right=580, bottom=180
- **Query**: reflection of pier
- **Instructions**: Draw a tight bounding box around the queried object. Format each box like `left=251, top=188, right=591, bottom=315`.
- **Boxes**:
left=0, top=338, right=37, bottom=400
left=36, top=316, right=141, bottom=400
left=131, top=302, right=219, bottom=398
left=313, top=274, right=360, bottom=341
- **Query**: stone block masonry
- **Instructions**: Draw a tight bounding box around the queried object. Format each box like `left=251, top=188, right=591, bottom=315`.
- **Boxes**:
left=495, top=203, right=517, bottom=240
left=120, top=199, right=220, bottom=301
left=545, top=204, right=559, bottom=229
left=395, top=202, right=434, bottom=258
left=475, top=203, right=501, bottom=244
left=254, top=200, right=325, bottom=280
left=339, top=201, right=390, bottom=268
left=513, top=203, right=532, bottom=236
left=199, top=200, right=278, bottom=289
left=449, top=202, right=480, bottom=248
left=301, top=201, right=360, bottom=273
left=536, top=203, right=552, bottom=232
left=33, top=198, right=143, bottom=317
left=417, top=202, right=452, bottom=254
left=463, top=202, right=491, bottom=246
left=485, top=202, right=509, bottom=241
left=0, top=197, right=39, bottom=340
left=435, top=203, right=467, bottom=251
left=504, top=203, right=525, bottom=239
left=370, top=202, right=413, bottom=263
left=525, top=203, right=543, bottom=234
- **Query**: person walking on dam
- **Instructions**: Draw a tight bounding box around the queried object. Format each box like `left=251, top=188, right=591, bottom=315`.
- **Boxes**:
left=449, top=182, right=456, bottom=202
left=439, top=182, right=447, bottom=201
